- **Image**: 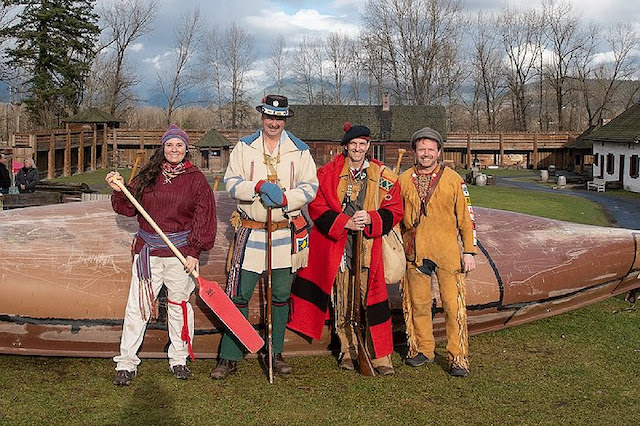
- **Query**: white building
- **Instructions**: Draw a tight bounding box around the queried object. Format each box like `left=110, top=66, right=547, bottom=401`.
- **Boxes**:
left=582, top=103, right=640, bottom=193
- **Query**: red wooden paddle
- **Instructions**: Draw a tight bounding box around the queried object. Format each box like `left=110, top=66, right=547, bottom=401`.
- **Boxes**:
left=113, top=179, right=264, bottom=353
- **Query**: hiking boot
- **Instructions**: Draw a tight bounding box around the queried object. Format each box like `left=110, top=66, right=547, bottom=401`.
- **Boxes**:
left=449, top=365, right=470, bottom=378
left=375, top=365, right=395, bottom=376
left=273, top=354, right=292, bottom=375
left=170, top=364, right=190, bottom=380
left=210, top=359, right=237, bottom=380
left=405, top=352, right=434, bottom=367
left=114, top=370, right=136, bottom=386
left=338, top=354, right=354, bottom=371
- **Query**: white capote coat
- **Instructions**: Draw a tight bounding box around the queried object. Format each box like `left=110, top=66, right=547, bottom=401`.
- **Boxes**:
left=224, top=130, right=319, bottom=273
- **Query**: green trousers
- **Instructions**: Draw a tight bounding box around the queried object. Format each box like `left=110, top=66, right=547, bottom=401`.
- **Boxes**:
left=218, top=268, right=293, bottom=361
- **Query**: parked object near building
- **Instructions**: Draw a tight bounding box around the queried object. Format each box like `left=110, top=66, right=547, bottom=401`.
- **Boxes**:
left=0, top=193, right=638, bottom=358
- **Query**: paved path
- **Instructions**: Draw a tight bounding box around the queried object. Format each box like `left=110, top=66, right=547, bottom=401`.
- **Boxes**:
left=496, top=175, right=640, bottom=230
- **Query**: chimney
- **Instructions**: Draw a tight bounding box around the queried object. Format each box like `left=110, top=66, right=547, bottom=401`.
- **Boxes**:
left=382, top=92, right=390, bottom=111
left=380, top=93, right=391, bottom=140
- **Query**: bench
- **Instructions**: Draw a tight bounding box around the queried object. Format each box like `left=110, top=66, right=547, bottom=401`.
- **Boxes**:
left=587, top=178, right=605, bottom=192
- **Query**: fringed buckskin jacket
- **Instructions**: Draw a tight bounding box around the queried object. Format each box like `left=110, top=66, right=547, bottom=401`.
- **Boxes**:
left=288, top=154, right=403, bottom=358
left=398, top=165, right=477, bottom=273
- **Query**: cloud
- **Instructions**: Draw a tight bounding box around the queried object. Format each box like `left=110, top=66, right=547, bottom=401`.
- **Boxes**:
left=130, top=43, right=144, bottom=53
left=245, top=7, right=360, bottom=45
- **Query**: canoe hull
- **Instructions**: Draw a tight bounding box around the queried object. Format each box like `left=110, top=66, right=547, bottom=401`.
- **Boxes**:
left=1, top=194, right=638, bottom=358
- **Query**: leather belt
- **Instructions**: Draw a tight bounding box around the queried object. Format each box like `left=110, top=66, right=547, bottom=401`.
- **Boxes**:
left=241, top=218, right=290, bottom=231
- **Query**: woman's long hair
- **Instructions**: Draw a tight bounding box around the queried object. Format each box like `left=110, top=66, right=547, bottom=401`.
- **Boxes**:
left=132, top=146, right=192, bottom=200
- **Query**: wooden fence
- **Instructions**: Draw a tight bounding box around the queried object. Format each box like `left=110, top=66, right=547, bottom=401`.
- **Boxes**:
left=8, top=128, right=579, bottom=179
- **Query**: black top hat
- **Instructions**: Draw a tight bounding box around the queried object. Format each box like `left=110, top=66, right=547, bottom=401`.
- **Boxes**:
left=255, top=94, right=294, bottom=118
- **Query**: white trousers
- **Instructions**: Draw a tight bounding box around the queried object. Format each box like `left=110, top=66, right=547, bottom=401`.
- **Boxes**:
left=114, top=255, right=195, bottom=372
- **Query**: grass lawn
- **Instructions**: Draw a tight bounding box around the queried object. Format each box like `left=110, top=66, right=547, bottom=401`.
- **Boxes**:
left=0, top=296, right=637, bottom=425
left=467, top=185, right=611, bottom=226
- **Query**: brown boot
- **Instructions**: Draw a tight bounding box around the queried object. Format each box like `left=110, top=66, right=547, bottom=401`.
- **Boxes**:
left=338, top=353, right=354, bottom=371
left=273, top=354, right=292, bottom=375
left=210, top=359, right=237, bottom=380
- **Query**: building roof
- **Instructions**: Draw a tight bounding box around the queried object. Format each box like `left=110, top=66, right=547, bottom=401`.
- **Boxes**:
left=577, top=102, right=640, bottom=146
left=284, top=104, right=446, bottom=142
left=194, top=128, right=230, bottom=147
left=566, top=125, right=597, bottom=149
left=62, top=108, right=125, bottom=124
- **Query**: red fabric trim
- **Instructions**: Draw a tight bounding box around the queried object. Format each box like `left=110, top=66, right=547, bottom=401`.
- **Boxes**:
left=254, top=179, right=266, bottom=193
left=167, top=299, right=195, bottom=361
left=365, top=210, right=383, bottom=238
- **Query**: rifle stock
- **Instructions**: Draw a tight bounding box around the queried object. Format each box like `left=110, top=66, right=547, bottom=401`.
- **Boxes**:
left=353, top=231, right=376, bottom=376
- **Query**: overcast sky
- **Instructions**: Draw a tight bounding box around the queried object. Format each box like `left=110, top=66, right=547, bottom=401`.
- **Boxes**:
left=101, top=0, right=640, bottom=104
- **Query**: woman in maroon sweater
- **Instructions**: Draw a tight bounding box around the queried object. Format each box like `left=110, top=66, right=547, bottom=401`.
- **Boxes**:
left=106, top=124, right=217, bottom=386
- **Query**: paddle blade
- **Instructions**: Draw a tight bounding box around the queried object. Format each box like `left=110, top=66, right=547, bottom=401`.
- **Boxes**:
left=198, top=277, right=264, bottom=353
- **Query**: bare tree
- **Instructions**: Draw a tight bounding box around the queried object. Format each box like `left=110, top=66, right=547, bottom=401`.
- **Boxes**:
left=157, top=8, right=204, bottom=125
left=325, top=32, right=354, bottom=104
left=361, top=0, right=464, bottom=106
left=268, top=34, right=289, bottom=93
left=497, top=5, right=543, bottom=131
left=96, top=0, right=158, bottom=116
left=541, top=0, right=582, bottom=131
left=469, top=11, right=506, bottom=132
left=575, top=21, right=640, bottom=128
left=201, top=28, right=225, bottom=127
left=219, top=23, right=256, bottom=128
left=292, top=35, right=321, bottom=104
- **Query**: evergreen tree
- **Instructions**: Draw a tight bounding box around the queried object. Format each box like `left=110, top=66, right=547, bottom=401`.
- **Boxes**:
left=2, top=0, right=99, bottom=127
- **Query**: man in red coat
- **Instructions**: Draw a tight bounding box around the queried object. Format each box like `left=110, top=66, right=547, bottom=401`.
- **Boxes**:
left=288, top=123, right=403, bottom=375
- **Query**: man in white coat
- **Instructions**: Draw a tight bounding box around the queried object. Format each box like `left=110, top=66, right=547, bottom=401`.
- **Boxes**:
left=211, top=94, right=319, bottom=379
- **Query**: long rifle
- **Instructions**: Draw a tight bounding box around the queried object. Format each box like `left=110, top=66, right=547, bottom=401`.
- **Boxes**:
left=266, top=206, right=274, bottom=383
left=352, top=230, right=376, bottom=376
left=394, top=148, right=406, bottom=174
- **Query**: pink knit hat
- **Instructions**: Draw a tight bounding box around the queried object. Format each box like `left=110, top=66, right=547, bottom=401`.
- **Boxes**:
left=161, top=124, right=189, bottom=147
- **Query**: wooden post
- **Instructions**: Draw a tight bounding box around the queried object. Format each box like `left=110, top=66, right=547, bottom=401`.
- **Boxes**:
left=64, top=130, right=71, bottom=177
left=101, top=125, right=108, bottom=168
left=466, top=133, right=471, bottom=169
left=499, top=133, right=504, bottom=166
left=30, top=135, right=37, bottom=169
left=91, top=127, right=97, bottom=171
left=48, top=133, right=55, bottom=179
left=78, top=131, right=85, bottom=174
left=533, top=133, right=539, bottom=169
left=112, top=128, right=118, bottom=168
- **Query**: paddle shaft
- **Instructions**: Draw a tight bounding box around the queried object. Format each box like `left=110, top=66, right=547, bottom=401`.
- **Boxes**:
left=113, top=179, right=199, bottom=278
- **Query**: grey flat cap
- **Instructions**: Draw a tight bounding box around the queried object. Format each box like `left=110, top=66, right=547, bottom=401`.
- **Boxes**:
left=410, top=127, right=443, bottom=150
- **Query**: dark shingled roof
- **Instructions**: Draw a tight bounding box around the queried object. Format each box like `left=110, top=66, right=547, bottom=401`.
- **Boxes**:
left=284, top=104, right=446, bottom=142
left=576, top=102, right=640, bottom=146
left=566, top=125, right=597, bottom=149
left=62, top=108, right=125, bottom=123
left=194, top=128, right=230, bottom=147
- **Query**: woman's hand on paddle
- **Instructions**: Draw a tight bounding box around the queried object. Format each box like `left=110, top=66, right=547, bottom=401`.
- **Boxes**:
left=184, top=256, right=199, bottom=274
left=105, top=171, right=125, bottom=191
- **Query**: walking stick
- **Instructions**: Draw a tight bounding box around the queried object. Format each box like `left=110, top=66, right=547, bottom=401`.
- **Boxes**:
left=266, top=206, right=274, bottom=383
left=352, top=230, right=376, bottom=376
left=112, top=179, right=264, bottom=353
